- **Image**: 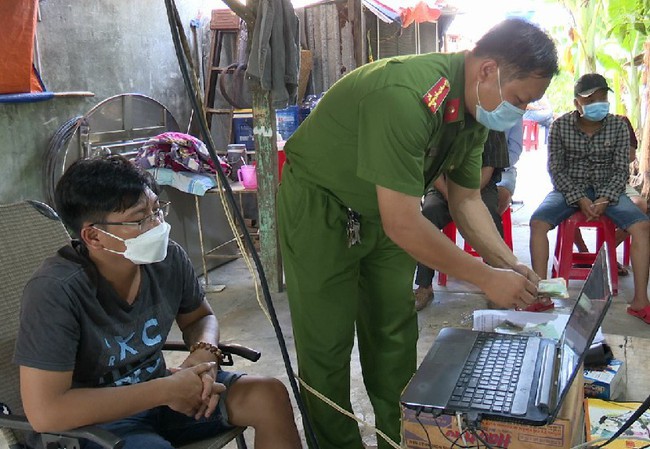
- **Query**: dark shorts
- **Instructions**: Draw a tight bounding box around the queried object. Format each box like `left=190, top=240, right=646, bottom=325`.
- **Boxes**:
left=531, top=189, right=648, bottom=230
left=81, top=370, right=245, bottom=449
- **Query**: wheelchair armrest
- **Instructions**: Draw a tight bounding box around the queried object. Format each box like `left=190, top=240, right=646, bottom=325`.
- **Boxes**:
left=218, top=343, right=261, bottom=362
left=0, top=414, right=124, bottom=449
left=163, top=340, right=261, bottom=363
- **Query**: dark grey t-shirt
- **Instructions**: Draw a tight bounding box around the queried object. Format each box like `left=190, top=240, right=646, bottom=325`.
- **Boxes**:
left=14, top=240, right=203, bottom=389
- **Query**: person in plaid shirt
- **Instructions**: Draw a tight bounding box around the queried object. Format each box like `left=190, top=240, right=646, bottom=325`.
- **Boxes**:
left=529, top=73, right=650, bottom=324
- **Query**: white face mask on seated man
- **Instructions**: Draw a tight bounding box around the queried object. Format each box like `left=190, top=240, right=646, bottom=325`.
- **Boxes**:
left=97, top=222, right=171, bottom=265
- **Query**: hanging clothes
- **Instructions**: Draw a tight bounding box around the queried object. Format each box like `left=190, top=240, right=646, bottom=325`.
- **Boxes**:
left=246, top=0, right=300, bottom=108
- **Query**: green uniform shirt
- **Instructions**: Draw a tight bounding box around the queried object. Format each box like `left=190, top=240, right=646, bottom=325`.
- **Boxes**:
left=284, top=52, right=488, bottom=217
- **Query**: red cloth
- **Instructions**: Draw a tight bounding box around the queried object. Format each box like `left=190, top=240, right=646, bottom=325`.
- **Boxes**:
left=0, top=0, right=42, bottom=94
left=400, top=2, right=442, bottom=28
left=369, top=0, right=443, bottom=28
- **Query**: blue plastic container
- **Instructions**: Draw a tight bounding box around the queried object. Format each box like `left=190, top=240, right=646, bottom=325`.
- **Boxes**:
left=276, top=105, right=299, bottom=140
left=232, top=111, right=255, bottom=150
left=299, top=94, right=318, bottom=123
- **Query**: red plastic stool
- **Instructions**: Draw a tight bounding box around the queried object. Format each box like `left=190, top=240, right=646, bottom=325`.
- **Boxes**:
left=523, top=119, right=539, bottom=151
left=551, top=212, right=618, bottom=295
left=438, top=208, right=514, bottom=286
left=437, top=221, right=457, bottom=286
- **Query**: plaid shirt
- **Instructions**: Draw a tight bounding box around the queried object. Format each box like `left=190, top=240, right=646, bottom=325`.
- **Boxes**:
left=548, top=111, right=629, bottom=205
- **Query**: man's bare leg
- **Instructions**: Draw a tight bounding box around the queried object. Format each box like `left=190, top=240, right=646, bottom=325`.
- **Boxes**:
left=530, top=219, right=553, bottom=279
left=226, top=376, right=302, bottom=449
left=626, top=221, right=650, bottom=311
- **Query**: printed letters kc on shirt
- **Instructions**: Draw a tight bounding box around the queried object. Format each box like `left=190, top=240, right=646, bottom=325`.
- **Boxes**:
left=422, top=77, right=450, bottom=115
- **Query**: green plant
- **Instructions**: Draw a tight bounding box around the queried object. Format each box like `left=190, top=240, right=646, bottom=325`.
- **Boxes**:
left=552, top=0, right=648, bottom=131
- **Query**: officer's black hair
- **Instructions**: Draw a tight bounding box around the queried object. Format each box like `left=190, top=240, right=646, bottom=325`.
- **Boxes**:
left=473, top=18, right=559, bottom=80
left=54, top=155, right=160, bottom=237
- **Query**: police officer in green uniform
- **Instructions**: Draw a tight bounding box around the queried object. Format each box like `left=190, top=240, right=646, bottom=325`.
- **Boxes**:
left=278, top=18, right=558, bottom=449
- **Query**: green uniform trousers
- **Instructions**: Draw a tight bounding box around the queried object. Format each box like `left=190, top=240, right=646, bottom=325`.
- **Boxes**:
left=278, top=165, right=418, bottom=449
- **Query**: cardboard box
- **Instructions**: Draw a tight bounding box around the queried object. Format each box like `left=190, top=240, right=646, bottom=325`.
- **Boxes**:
left=584, top=359, right=624, bottom=400
left=401, top=372, right=584, bottom=449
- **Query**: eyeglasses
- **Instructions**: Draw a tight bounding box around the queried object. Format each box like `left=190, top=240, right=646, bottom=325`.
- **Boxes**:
left=91, top=201, right=171, bottom=232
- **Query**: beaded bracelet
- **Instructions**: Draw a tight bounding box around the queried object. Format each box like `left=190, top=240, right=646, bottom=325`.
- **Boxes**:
left=189, top=341, right=223, bottom=362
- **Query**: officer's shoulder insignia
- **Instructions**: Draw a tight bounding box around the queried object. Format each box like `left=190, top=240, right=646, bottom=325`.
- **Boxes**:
left=422, top=77, right=450, bottom=114
left=443, top=98, right=460, bottom=122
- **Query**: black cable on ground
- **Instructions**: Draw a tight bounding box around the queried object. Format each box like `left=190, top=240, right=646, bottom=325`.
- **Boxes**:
left=163, top=1, right=319, bottom=447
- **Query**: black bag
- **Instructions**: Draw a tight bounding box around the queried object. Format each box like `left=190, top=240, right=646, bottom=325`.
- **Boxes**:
left=584, top=342, right=614, bottom=369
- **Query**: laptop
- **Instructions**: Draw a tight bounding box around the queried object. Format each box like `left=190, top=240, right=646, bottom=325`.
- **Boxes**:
left=401, top=247, right=613, bottom=425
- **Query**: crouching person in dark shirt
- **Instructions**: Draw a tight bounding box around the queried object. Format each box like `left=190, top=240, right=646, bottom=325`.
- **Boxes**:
left=14, top=155, right=302, bottom=449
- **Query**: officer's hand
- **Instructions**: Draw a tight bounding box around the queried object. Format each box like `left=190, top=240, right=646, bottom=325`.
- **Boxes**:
left=481, top=267, right=537, bottom=310
left=512, top=263, right=541, bottom=285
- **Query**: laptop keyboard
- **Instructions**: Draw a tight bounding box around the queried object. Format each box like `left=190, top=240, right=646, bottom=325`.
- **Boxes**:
left=447, top=334, right=528, bottom=414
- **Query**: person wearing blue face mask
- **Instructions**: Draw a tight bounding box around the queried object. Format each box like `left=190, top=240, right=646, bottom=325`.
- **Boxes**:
left=278, top=18, right=559, bottom=449
left=529, top=73, right=650, bottom=322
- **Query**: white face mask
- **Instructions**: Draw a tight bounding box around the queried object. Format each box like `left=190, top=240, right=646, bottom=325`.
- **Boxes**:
left=97, top=222, right=171, bottom=265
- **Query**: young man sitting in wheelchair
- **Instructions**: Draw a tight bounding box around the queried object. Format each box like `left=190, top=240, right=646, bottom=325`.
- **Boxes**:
left=13, top=155, right=302, bottom=449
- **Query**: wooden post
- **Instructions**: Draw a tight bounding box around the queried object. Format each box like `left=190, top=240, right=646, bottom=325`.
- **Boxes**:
left=348, top=0, right=365, bottom=68
left=641, top=41, right=650, bottom=199
left=219, top=0, right=283, bottom=292
left=251, top=84, right=283, bottom=292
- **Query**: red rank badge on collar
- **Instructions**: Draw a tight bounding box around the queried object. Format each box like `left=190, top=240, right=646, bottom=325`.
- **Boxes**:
left=422, top=77, right=450, bottom=114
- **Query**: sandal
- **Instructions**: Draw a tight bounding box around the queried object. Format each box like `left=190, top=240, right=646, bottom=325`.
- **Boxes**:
left=617, top=262, right=629, bottom=277
left=627, top=305, right=650, bottom=324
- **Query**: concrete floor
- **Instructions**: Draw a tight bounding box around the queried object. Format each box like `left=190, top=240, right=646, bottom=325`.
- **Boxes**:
left=177, top=143, right=650, bottom=448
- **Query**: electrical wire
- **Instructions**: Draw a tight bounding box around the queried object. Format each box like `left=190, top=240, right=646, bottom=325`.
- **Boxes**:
left=472, top=427, right=508, bottom=449
left=469, top=428, right=497, bottom=449
left=431, top=411, right=472, bottom=449
left=162, top=1, right=319, bottom=447
left=451, top=430, right=469, bottom=448
left=415, top=409, right=434, bottom=449
left=419, top=410, right=512, bottom=449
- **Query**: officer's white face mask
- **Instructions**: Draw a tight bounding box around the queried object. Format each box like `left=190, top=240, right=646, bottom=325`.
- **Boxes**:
left=96, top=222, right=171, bottom=265
left=475, top=67, right=525, bottom=132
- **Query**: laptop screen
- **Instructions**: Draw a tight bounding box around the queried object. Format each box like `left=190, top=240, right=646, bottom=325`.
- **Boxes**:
left=555, top=248, right=612, bottom=415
